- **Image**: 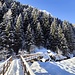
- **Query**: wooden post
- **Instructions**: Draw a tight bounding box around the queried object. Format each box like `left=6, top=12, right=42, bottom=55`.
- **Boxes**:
left=6, top=61, right=9, bottom=72
left=23, top=62, right=24, bottom=70
left=20, top=55, right=35, bottom=75
left=27, top=71, right=30, bottom=75
left=3, top=64, right=5, bottom=75
left=10, top=57, right=12, bottom=62
left=24, top=65, right=26, bottom=73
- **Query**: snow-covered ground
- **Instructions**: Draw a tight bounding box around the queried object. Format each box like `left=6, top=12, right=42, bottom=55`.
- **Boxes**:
left=5, top=59, right=24, bottom=75
left=0, top=47, right=75, bottom=75
left=0, top=60, right=4, bottom=65
left=30, top=57, right=75, bottom=75
left=56, top=57, right=75, bottom=75
left=29, top=47, right=75, bottom=75
left=32, top=47, right=67, bottom=61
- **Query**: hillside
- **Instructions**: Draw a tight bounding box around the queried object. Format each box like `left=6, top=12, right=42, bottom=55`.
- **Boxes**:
left=0, top=0, right=75, bottom=56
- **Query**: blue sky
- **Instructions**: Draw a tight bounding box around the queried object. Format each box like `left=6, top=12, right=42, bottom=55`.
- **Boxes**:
left=17, top=0, right=75, bottom=24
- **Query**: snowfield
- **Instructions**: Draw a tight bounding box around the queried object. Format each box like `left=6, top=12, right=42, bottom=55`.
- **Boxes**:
left=56, top=57, right=75, bottom=75
left=0, top=47, right=75, bottom=75
left=29, top=47, right=75, bottom=75
left=30, top=58, right=75, bottom=75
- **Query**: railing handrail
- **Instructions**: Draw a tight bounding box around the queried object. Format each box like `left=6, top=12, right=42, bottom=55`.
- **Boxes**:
left=0, top=56, right=12, bottom=67
left=0, top=56, right=12, bottom=75
left=23, top=53, right=41, bottom=57
left=20, top=55, right=35, bottom=75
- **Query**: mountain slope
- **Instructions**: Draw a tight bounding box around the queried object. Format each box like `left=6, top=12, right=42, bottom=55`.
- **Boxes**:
left=0, top=0, right=75, bottom=56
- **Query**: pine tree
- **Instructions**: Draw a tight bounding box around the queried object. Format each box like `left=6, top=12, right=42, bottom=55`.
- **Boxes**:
left=14, top=13, right=23, bottom=54
left=32, top=8, right=39, bottom=23
left=11, top=1, right=19, bottom=16
left=64, top=22, right=75, bottom=51
left=58, top=24, right=69, bottom=55
left=50, top=18, right=58, bottom=51
left=35, top=22, right=44, bottom=47
left=25, top=24, right=34, bottom=53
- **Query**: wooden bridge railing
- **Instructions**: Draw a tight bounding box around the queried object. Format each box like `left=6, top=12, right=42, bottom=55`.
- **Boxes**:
left=20, top=55, right=35, bottom=75
left=23, top=53, right=42, bottom=58
left=0, top=56, right=12, bottom=75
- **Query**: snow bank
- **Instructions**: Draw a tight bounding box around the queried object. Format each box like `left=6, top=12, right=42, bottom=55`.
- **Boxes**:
left=30, top=61, right=74, bottom=75
left=34, top=47, right=51, bottom=62
left=56, top=57, right=75, bottom=74
left=30, top=62, right=48, bottom=73
left=48, top=50, right=67, bottom=61
left=54, top=54, right=67, bottom=61
left=29, top=47, right=75, bottom=75
left=48, top=50, right=56, bottom=56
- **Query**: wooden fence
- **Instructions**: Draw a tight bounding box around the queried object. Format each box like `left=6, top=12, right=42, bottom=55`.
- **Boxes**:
left=0, top=56, right=12, bottom=75
left=20, top=55, right=35, bottom=75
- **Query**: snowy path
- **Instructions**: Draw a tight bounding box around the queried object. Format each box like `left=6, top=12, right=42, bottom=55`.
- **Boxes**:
left=5, top=59, right=24, bottom=75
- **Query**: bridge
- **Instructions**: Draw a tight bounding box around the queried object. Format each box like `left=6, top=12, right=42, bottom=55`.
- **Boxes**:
left=0, top=55, right=36, bottom=75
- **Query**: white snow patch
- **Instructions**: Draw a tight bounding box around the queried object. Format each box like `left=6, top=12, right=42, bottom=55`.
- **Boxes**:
left=48, top=50, right=67, bottom=61
left=30, top=62, right=48, bottom=73
left=30, top=59, right=75, bottom=75
left=34, top=47, right=51, bottom=61
left=54, top=54, right=67, bottom=61
left=48, top=50, right=57, bottom=56
left=56, top=57, right=75, bottom=74
left=40, top=58, right=46, bottom=62
left=39, top=10, right=53, bottom=17
left=42, top=10, right=50, bottom=14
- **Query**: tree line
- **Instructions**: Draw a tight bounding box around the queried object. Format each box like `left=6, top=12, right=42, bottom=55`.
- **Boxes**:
left=0, top=0, right=75, bottom=55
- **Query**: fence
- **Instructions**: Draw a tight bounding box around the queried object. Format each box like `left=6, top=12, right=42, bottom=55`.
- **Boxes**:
left=20, top=55, right=35, bottom=75
left=0, top=56, right=12, bottom=75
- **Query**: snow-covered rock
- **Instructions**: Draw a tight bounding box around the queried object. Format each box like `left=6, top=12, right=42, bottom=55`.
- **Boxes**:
left=48, top=50, right=57, bottom=56
left=54, top=54, right=67, bottom=61
left=48, top=50, right=67, bottom=61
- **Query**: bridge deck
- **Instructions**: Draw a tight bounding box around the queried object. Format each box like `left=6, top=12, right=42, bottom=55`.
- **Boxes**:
left=5, top=59, right=24, bottom=75
left=0, top=55, right=36, bottom=75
